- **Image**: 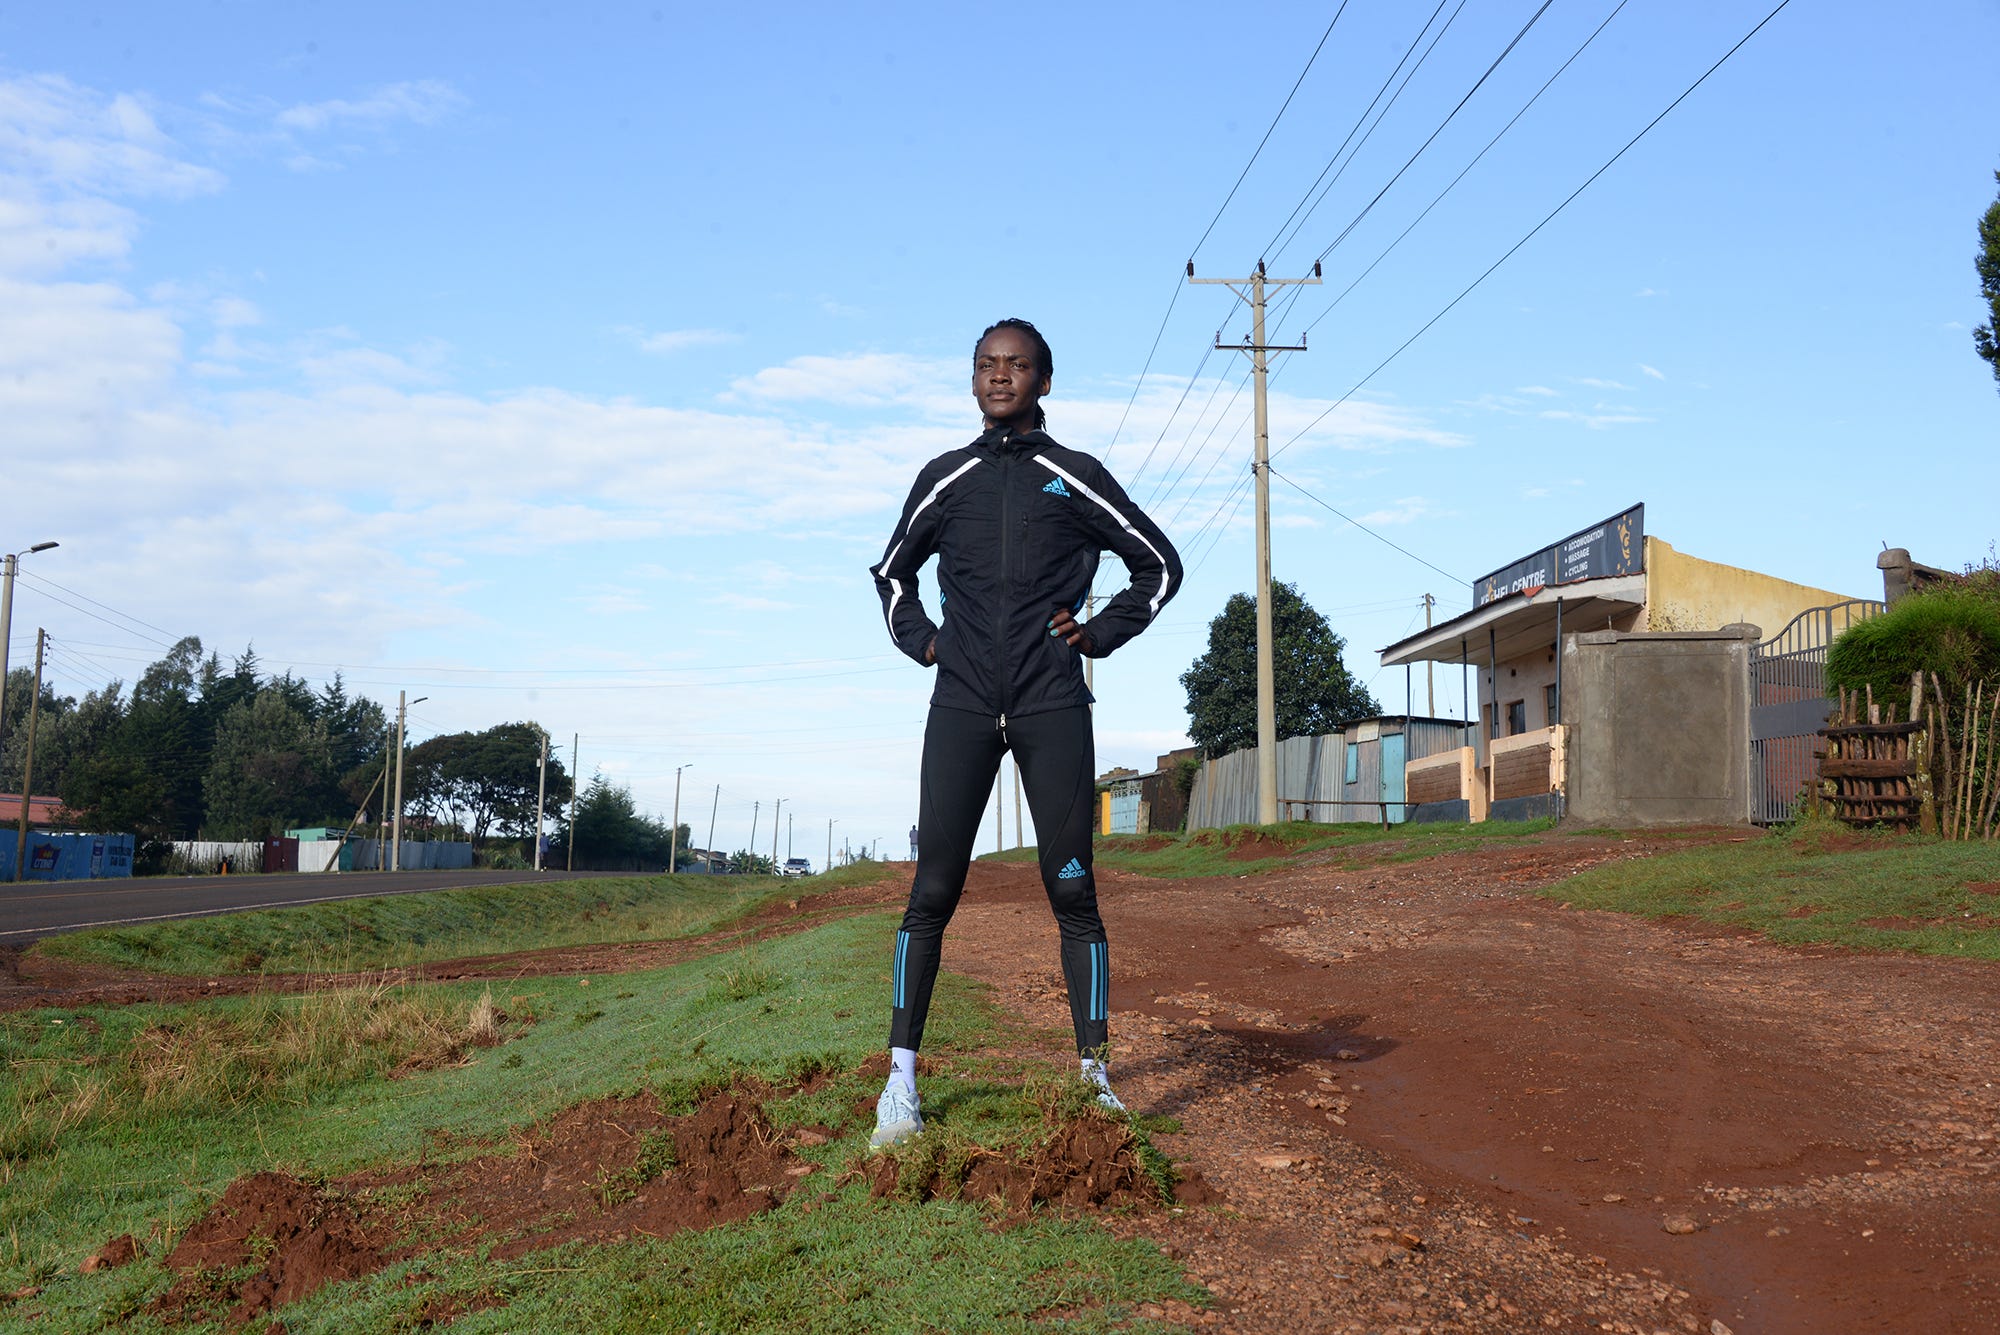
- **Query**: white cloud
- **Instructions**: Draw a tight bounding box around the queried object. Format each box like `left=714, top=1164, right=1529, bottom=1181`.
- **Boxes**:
left=296, top=342, right=448, bottom=386
left=1635, top=287, right=1659, bottom=298
left=632, top=327, right=738, bottom=356
left=1539, top=409, right=1652, bottom=430
left=211, top=296, right=261, bottom=327
left=0, top=74, right=225, bottom=201
left=1639, top=364, right=1665, bottom=381
left=727, top=352, right=962, bottom=412
left=584, top=588, right=651, bottom=616
left=273, top=80, right=466, bottom=133
left=1356, top=497, right=1438, bottom=526
left=707, top=592, right=799, bottom=611
left=1573, top=377, right=1630, bottom=391
left=1516, top=385, right=1559, bottom=397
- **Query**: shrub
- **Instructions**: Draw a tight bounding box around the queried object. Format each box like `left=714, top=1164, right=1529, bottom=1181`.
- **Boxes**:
left=1826, top=585, right=2000, bottom=717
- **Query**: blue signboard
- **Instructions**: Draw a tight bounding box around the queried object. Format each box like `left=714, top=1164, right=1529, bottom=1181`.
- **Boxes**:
left=1473, top=504, right=1644, bottom=607
left=0, top=831, right=138, bottom=882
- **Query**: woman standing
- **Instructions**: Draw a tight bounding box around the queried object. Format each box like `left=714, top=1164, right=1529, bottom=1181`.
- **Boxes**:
left=868, top=318, right=1183, bottom=1147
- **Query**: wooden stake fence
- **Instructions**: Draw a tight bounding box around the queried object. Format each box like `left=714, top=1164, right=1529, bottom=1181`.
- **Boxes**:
left=1818, top=681, right=1923, bottom=832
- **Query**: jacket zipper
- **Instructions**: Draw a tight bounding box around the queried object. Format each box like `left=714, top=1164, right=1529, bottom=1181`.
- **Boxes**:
left=996, top=442, right=1013, bottom=735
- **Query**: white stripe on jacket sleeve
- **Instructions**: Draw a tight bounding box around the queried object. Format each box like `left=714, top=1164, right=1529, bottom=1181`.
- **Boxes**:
left=874, top=456, right=983, bottom=636
left=1032, top=454, right=1174, bottom=619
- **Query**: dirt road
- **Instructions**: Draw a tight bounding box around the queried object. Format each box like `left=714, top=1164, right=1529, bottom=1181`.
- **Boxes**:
left=948, top=833, right=2000, bottom=1334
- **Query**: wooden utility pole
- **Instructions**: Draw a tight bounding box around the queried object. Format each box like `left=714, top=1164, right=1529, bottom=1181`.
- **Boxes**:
left=1012, top=757, right=1023, bottom=849
left=707, top=783, right=720, bottom=869
left=391, top=691, right=408, bottom=871
left=1424, top=594, right=1436, bottom=716
left=12, top=629, right=44, bottom=882
left=1188, top=260, right=1319, bottom=824
left=532, top=729, right=549, bottom=869
left=567, top=734, right=580, bottom=871
left=670, top=764, right=689, bottom=875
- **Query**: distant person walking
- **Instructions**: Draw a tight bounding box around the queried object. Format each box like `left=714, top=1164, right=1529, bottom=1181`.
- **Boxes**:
left=868, top=317, right=1182, bottom=1148
left=908, top=824, right=919, bottom=862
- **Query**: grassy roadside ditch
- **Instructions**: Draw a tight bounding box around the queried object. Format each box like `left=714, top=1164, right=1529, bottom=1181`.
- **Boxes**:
left=31, top=861, right=896, bottom=976
left=2, top=911, right=1206, bottom=1333
left=1538, top=821, right=2000, bottom=960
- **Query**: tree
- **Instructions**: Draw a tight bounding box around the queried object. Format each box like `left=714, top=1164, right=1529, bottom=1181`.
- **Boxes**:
left=202, top=690, right=336, bottom=838
left=1180, top=580, right=1380, bottom=758
left=1977, top=170, right=2000, bottom=391
left=562, top=774, right=686, bottom=871
left=405, top=722, right=567, bottom=843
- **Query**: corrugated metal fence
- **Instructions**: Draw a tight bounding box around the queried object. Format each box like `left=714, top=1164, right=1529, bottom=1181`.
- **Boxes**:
left=1186, top=720, right=1470, bottom=830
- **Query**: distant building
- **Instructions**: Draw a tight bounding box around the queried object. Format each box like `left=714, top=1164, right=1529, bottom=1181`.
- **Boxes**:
left=1373, top=503, right=1875, bottom=825
left=0, top=794, right=73, bottom=829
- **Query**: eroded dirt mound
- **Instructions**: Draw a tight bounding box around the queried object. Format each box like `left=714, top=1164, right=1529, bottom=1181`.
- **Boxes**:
left=376, top=1087, right=807, bottom=1262
left=868, top=1112, right=1217, bottom=1215
left=154, top=1172, right=385, bottom=1329
left=150, top=1087, right=810, bottom=1326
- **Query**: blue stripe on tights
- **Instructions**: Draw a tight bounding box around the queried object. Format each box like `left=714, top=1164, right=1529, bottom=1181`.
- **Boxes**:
left=1096, top=939, right=1112, bottom=1023
left=1100, top=942, right=1109, bottom=1020
left=894, top=930, right=908, bottom=1008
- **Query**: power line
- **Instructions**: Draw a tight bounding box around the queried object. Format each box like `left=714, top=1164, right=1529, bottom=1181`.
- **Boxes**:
left=1144, top=357, right=1252, bottom=511
left=1269, top=466, right=1465, bottom=585
left=1125, top=342, right=1217, bottom=489
left=1302, top=0, right=1633, bottom=337
left=1299, top=0, right=1555, bottom=274
left=14, top=571, right=178, bottom=642
left=1183, top=477, right=1257, bottom=581
left=1259, top=0, right=1457, bottom=266
left=1274, top=0, right=1797, bottom=461
left=1106, top=5, right=1352, bottom=464
left=1137, top=0, right=1485, bottom=508
left=9, top=577, right=180, bottom=650
left=1189, top=1, right=1353, bottom=264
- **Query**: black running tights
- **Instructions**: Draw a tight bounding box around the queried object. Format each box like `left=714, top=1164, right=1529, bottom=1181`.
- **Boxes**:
left=890, top=704, right=1107, bottom=1056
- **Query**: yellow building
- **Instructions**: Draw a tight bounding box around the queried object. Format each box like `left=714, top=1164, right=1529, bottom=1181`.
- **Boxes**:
left=1381, top=505, right=1869, bottom=823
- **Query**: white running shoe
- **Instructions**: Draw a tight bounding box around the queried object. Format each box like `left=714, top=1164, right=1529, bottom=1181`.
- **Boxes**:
left=870, top=1084, right=924, bottom=1149
left=1082, top=1061, right=1126, bottom=1113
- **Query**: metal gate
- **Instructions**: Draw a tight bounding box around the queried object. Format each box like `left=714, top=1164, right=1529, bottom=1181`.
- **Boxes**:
left=1750, top=599, right=1883, bottom=824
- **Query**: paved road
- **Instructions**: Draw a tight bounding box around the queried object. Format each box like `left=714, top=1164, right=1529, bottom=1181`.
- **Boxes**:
left=0, top=869, right=629, bottom=944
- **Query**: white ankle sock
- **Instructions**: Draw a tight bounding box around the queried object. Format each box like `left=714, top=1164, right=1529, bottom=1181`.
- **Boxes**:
left=887, top=1046, right=918, bottom=1095
left=1080, top=1057, right=1112, bottom=1090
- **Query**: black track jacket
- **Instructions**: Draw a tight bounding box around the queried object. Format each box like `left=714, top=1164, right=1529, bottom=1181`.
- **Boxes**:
left=871, top=425, right=1182, bottom=722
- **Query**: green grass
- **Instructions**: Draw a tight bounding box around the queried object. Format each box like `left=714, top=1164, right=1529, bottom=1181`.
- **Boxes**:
left=985, top=816, right=1558, bottom=879
left=1542, top=823, right=2000, bottom=958
left=1, top=910, right=1206, bottom=1333
left=32, top=862, right=891, bottom=976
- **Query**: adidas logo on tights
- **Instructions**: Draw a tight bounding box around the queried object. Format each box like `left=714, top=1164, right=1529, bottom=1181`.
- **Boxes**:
left=1057, top=858, right=1086, bottom=880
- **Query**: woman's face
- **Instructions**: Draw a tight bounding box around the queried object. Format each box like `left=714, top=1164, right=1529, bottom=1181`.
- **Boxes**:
left=972, top=327, right=1050, bottom=431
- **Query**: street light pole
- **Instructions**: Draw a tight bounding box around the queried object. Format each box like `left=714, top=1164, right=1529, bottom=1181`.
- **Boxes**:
left=0, top=541, right=59, bottom=752
left=532, top=729, right=549, bottom=870
left=390, top=692, right=428, bottom=871
left=827, top=818, right=836, bottom=874
left=669, top=763, right=691, bottom=874
left=771, top=798, right=785, bottom=870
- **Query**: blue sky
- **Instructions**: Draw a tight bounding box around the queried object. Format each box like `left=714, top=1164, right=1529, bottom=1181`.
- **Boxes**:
left=3, top=1, right=1996, bottom=859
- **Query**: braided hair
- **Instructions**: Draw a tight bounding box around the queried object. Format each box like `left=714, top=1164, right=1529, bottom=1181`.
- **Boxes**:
left=975, top=318, right=1053, bottom=430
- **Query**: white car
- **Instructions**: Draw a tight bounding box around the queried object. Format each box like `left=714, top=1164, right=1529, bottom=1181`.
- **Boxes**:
left=780, top=857, right=812, bottom=877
